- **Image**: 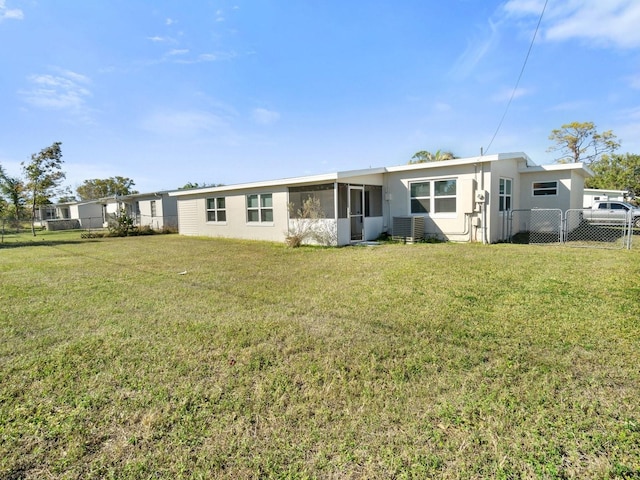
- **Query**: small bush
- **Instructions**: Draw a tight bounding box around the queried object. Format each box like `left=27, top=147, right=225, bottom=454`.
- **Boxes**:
left=108, top=209, right=137, bottom=237
left=286, top=196, right=337, bottom=247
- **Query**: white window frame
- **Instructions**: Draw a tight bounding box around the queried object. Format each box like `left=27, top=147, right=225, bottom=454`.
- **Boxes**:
left=206, top=197, right=227, bottom=223
left=532, top=181, right=558, bottom=196
left=499, top=178, right=512, bottom=212
left=409, top=178, right=457, bottom=217
left=247, top=193, right=274, bottom=224
left=150, top=200, right=157, bottom=217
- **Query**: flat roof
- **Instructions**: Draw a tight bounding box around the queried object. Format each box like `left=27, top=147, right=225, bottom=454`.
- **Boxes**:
left=169, top=153, right=537, bottom=197
left=169, top=167, right=388, bottom=196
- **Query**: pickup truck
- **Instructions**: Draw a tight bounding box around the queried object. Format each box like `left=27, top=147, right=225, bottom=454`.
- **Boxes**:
left=583, top=201, right=640, bottom=228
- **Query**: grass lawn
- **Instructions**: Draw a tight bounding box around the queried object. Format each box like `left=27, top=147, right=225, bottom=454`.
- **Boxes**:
left=1, top=233, right=639, bottom=479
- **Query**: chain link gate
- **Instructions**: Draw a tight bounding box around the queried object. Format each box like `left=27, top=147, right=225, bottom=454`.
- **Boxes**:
left=507, top=209, right=563, bottom=244
left=507, top=209, right=633, bottom=249
left=565, top=209, right=633, bottom=249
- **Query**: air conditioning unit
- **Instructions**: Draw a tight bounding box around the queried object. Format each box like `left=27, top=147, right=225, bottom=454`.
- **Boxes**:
left=392, top=216, right=425, bottom=243
left=475, top=190, right=487, bottom=203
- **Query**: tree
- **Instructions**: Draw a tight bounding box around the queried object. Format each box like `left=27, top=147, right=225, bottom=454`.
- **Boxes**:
left=547, top=121, right=620, bottom=164
left=0, top=196, right=7, bottom=220
left=408, top=149, right=456, bottom=164
left=179, top=181, right=223, bottom=190
left=76, top=176, right=138, bottom=201
left=587, top=153, right=640, bottom=198
left=0, top=175, right=26, bottom=221
left=0, top=164, right=6, bottom=220
left=22, top=142, right=65, bottom=236
left=57, top=186, right=77, bottom=203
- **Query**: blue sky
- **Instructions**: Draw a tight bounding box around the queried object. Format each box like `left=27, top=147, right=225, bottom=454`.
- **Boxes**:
left=1, top=0, right=640, bottom=195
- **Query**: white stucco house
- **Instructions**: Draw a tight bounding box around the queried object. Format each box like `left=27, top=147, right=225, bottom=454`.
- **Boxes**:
left=169, top=152, right=592, bottom=246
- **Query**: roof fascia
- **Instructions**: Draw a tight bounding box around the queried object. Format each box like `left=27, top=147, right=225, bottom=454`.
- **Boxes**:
left=519, top=162, right=594, bottom=177
left=169, top=168, right=387, bottom=196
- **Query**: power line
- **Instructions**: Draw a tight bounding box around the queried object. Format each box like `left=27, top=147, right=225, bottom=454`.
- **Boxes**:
left=484, top=0, right=548, bottom=155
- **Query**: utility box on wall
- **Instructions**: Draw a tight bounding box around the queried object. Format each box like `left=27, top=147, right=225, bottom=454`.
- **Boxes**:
left=459, top=178, right=477, bottom=214
left=475, top=190, right=487, bottom=203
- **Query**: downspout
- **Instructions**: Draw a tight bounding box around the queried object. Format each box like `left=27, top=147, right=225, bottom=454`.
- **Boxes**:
left=480, top=161, right=488, bottom=244
left=383, top=174, right=391, bottom=236
left=333, top=181, right=339, bottom=246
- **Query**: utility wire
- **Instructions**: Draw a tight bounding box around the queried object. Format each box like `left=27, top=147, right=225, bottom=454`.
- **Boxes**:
left=484, top=0, right=548, bottom=155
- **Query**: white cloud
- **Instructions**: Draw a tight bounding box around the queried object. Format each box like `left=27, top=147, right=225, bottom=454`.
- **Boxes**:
left=433, top=102, right=452, bottom=113
left=140, top=110, right=228, bottom=136
left=627, top=74, right=640, bottom=90
left=546, top=100, right=590, bottom=112
left=161, top=50, right=237, bottom=65
left=20, top=69, right=92, bottom=115
left=503, top=0, right=546, bottom=16
left=148, top=35, right=175, bottom=43
left=504, top=0, right=640, bottom=49
left=166, top=48, right=189, bottom=56
left=252, top=108, right=280, bottom=125
left=491, top=86, right=532, bottom=102
left=0, top=0, right=23, bottom=21
left=165, top=18, right=174, bottom=26
left=450, top=20, right=500, bottom=78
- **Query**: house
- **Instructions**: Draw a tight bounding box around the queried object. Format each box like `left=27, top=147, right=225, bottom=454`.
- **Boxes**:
left=104, top=191, right=179, bottom=230
left=67, top=201, right=105, bottom=229
left=38, top=190, right=179, bottom=231
left=583, top=188, right=630, bottom=207
left=33, top=201, right=99, bottom=230
left=169, top=152, right=593, bottom=245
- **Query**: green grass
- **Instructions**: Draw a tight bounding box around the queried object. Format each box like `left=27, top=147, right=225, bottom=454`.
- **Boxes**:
left=1, top=233, right=639, bottom=479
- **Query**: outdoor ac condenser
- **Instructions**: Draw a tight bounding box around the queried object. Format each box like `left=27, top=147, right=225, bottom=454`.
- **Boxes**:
left=392, top=216, right=425, bottom=243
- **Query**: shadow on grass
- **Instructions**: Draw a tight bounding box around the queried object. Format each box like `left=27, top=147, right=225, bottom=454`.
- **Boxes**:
left=0, top=239, right=101, bottom=249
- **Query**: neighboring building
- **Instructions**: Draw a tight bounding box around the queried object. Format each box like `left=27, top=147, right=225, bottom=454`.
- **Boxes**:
left=170, top=152, right=593, bottom=245
left=38, top=190, right=179, bottom=231
left=34, top=203, right=72, bottom=224
left=109, top=191, right=179, bottom=230
left=583, top=188, right=630, bottom=207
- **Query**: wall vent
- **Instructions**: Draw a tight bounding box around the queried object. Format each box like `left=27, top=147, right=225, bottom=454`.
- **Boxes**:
left=392, top=216, right=425, bottom=243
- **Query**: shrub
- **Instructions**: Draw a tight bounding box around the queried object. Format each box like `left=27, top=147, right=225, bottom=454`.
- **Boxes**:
left=108, top=209, right=138, bottom=237
left=286, top=196, right=337, bottom=247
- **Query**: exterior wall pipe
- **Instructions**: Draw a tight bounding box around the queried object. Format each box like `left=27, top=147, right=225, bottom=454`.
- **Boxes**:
left=435, top=213, right=473, bottom=241
left=479, top=161, right=488, bottom=244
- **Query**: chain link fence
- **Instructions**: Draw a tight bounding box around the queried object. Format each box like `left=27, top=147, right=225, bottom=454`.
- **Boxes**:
left=565, top=209, right=633, bottom=249
left=1, top=213, right=179, bottom=243
left=507, top=209, right=563, bottom=245
left=508, top=209, right=634, bottom=250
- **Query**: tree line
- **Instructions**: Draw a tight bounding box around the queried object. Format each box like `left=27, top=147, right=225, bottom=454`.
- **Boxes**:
left=0, top=142, right=141, bottom=236
left=0, top=142, right=224, bottom=235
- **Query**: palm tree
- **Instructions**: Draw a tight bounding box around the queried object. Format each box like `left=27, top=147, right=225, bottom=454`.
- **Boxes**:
left=409, top=149, right=457, bottom=164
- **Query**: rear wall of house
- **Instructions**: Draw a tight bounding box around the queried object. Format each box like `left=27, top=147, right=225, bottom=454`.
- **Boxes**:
left=384, top=163, right=484, bottom=242
left=485, top=157, right=524, bottom=243
left=176, top=186, right=290, bottom=243
left=519, top=171, right=575, bottom=211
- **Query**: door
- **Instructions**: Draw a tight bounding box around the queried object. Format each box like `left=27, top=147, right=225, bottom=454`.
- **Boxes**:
left=349, top=187, right=364, bottom=241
